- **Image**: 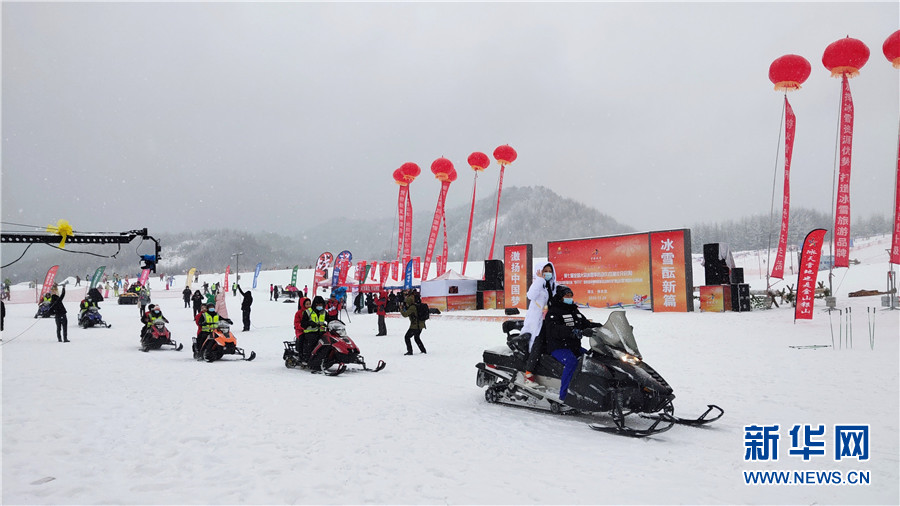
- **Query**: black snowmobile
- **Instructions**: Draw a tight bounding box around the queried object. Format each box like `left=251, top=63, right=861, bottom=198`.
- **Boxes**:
left=476, top=310, right=723, bottom=437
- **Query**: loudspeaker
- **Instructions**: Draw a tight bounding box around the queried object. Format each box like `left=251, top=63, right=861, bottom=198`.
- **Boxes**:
left=483, top=260, right=504, bottom=290
left=730, top=283, right=751, bottom=312
left=730, top=267, right=744, bottom=284
left=703, top=243, right=730, bottom=285
left=476, top=291, right=484, bottom=310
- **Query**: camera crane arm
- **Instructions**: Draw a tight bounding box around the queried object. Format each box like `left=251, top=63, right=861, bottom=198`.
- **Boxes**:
left=1, top=228, right=161, bottom=272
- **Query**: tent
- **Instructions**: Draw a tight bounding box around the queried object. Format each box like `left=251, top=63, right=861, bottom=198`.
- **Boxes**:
left=420, top=270, right=478, bottom=311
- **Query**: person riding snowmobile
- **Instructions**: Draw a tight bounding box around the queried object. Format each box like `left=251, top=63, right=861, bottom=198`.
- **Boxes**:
left=522, top=262, right=557, bottom=387
left=300, top=296, right=328, bottom=368
left=194, top=306, right=232, bottom=360
left=293, top=297, right=312, bottom=357
left=541, top=285, right=601, bottom=403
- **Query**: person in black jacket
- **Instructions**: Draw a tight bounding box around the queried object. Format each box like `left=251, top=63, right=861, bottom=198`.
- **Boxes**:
left=236, top=284, right=253, bottom=331
left=191, top=290, right=203, bottom=317
left=48, top=285, right=69, bottom=342
left=542, top=286, right=600, bottom=402
left=182, top=286, right=192, bottom=308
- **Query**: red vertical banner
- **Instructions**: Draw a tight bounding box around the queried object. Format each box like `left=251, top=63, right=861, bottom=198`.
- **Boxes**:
left=138, top=268, right=151, bottom=287
left=396, top=185, right=408, bottom=261
left=795, top=229, right=828, bottom=321
left=891, top=127, right=900, bottom=264
left=403, top=192, right=413, bottom=263
left=436, top=255, right=446, bottom=277
left=504, top=244, right=532, bottom=310
left=649, top=230, right=692, bottom=312
left=772, top=97, right=796, bottom=279
left=441, top=213, right=449, bottom=276
left=422, top=181, right=449, bottom=281
left=224, top=265, right=231, bottom=292
left=391, top=261, right=400, bottom=281
left=39, top=265, right=60, bottom=300
left=355, top=261, right=366, bottom=283
left=412, top=256, right=421, bottom=278
left=314, top=251, right=333, bottom=294
left=833, top=75, right=854, bottom=268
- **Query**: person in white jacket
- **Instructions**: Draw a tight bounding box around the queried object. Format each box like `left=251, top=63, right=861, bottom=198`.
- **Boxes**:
left=522, top=262, right=557, bottom=387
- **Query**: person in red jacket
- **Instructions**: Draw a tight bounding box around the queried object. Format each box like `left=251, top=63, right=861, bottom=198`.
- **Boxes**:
left=293, top=297, right=311, bottom=358
left=375, top=291, right=387, bottom=336
left=324, top=295, right=340, bottom=322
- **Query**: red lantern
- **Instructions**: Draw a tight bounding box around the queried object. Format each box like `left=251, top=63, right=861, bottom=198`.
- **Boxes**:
left=822, top=36, right=870, bottom=78
left=447, top=168, right=458, bottom=183
left=884, top=30, right=900, bottom=69
left=768, top=54, right=811, bottom=91
left=467, top=152, right=490, bottom=171
left=400, top=162, right=420, bottom=183
left=493, top=145, right=517, bottom=166
left=431, top=157, right=455, bottom=181
left=393, top=168, right=407, bottom=186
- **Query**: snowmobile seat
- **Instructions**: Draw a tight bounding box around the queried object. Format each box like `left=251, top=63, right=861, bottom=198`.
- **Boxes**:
left=502, top=319, right=524, bottom=335
left=482, top=347, right=525, bottom=371
left=506, top=332, right=530, bottom=358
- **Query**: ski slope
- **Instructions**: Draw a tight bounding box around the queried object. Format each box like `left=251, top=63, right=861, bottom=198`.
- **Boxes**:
left=2, top=237, right=898, bottom=504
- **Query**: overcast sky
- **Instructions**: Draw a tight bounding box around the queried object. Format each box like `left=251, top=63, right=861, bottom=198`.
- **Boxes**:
left=2, top=2, right=898, bottom=238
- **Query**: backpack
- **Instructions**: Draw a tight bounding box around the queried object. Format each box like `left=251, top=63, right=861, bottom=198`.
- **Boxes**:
left=416, top=302, right=430, bottom=321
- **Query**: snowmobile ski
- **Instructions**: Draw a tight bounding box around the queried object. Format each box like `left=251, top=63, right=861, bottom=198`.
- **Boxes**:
left=363, top=360, right=386, bottom=372
left=322, top=363, right=346, bottom=376
left=588, top=419, right=674, bottom=438
left=244, top=351, right=256, bottom=361
left=642, top=404, right=724, bottom=427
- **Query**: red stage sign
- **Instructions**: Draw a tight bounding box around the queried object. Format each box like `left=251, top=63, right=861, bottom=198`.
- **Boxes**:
left=504, top=244, right=532, bottom=310
left=649, top=230, right=692, bottom=312
left=549, top=230, right=693, bottom=311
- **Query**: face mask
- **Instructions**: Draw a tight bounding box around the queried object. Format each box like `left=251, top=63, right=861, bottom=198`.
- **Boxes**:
left=563, top=297, right=574, bottom=305
left=543, top=272, right=553, bottom=281
left=315, top=305, right=324, bottom=311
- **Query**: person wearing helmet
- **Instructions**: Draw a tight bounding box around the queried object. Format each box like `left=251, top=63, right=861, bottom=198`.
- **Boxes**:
left=542, top=285, right=601, bottom=404
left=300, top=296, right=328, bottom=368
left=194, top=305, right=231, bottom=360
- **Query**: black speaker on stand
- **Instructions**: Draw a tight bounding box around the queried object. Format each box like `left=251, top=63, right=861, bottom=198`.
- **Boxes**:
left=483, top=260, right=504, bottom=290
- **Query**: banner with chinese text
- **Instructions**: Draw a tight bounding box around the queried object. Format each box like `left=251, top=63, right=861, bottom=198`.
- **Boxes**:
left=795, top=229, right=828, bottom=321
left=503, top=244, right=532, bottom=310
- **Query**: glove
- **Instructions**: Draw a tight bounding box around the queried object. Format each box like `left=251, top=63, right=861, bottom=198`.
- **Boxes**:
left=572, top=328, right=583, bottom=339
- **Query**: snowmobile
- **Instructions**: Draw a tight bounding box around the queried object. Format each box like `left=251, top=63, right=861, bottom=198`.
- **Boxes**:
left=194, top=320, right=255, bottom=362
left=140, top=319, right=183, bottom=352
left=34, top=302, right=53, bottom=318
left=476, top=311, right=723, bottom=437
left=283, top=320, right=385, bottom=375
left=78, top=307, right=111, bottom=328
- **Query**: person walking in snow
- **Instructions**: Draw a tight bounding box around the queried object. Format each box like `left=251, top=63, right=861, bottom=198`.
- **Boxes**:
left=191, top=290, right=203, bottom=317
left=182, top=286, right=192, bottom=308
left=400, top=290, right=426, bottom=355
left=375, top=291, right=388, bottom=336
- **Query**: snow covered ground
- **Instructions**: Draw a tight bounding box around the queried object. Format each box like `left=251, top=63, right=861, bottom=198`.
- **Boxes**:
left=2, top=237, right=898, bottom=504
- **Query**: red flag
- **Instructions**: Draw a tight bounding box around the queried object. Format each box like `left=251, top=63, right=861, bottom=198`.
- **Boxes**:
left=891, top=127, right=900, bottom=264
left=224, top=265, right=231, bottom=292
left=462, top=171, right=480, bottom=275
left=39, top=265, right=60, bottom=301
left=437, top=255, right=447, bottom=277
left=412, top=256, right=421, bottom=278
left=488, top=165, right=507, bottom=260
left=441, top=213, right=449, bottom=277
left=772, top=97, right=796, bottom=280
left=396, top=185, right=409, bottom=261
left=138, top=268, right=151, bottom=287
left=795, top=229, right=828, bottom=321
left=403, top=192, right=413, bottom=263
left=422, top=181, right=450, bottom=280
left=313, top=252, right=333, bottom=292
left=833, top=75, right=854, bottom=268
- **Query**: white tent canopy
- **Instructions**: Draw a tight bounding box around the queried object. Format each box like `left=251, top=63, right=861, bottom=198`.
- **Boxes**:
left=420, top=270, right=477, bottom=297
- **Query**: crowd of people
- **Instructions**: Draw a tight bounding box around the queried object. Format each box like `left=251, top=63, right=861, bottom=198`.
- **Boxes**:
left=28, top=264, right=600, bottom=402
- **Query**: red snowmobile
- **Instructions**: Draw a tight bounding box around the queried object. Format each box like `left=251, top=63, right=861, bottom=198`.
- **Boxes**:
left=283, top=320, right=385, bottom=375
left=140, top=319, right=183, bottom=352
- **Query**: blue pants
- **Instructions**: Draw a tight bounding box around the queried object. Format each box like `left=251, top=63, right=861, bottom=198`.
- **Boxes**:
left=551, top=349, right=579, bottom=401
